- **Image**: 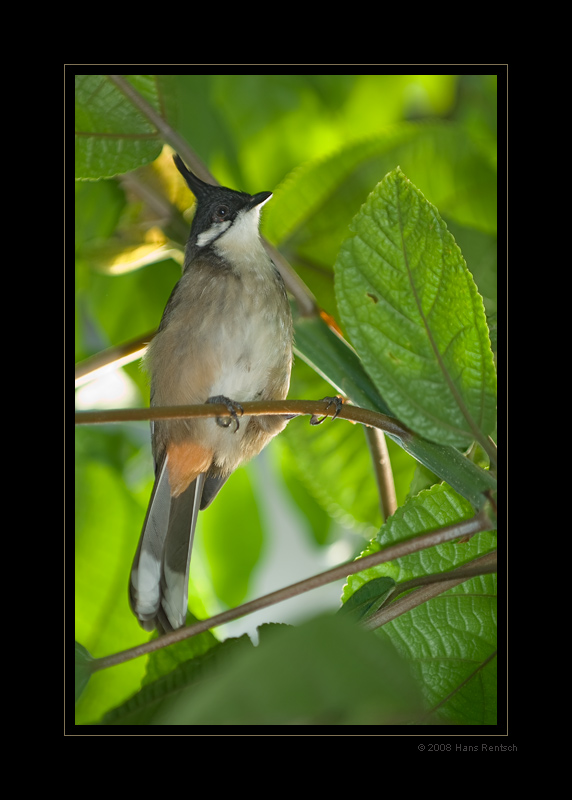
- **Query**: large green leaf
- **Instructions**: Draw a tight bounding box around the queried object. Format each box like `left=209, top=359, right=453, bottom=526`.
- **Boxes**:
left=101, top=635, right=254, bottom=725
left=293, top=314, right=496, bottom=509
left=335, top=167, right=497, bottom=449
left=264, top=121, right=497, bottom=254
left=342, top=483, right=497, bottom=724
left=104, top=615, right=423, bottom=724
left=74, top=444, right=150, bottom=724
left=342, top=483, right=496, bottom=595
left=75, top=75, right=164, bottom=179
left=281, top=357, right=416, bottom=535
left=380, top=577, right=497, bottom=724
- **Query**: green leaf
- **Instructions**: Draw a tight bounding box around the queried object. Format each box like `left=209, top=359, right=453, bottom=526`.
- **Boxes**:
left=101, top=635, right=254, bottom=725
left=75, top=75, right=163, bottom=179
left=132, top=615, right=423, bottom=725
left=277, top=441, right=334, bottom=546
left=446, top=218, right=497, bottom=318
left=335, top=167, right=497, bottom=449
left=141, top=614, right=219, bottom=687
left=74, top=441, right=151, bottom=724
left=342, top=483, right=497, bottom=724
left=338, top=577, right=396, bottom=622
left=201, top=466, right=264, bottom=608
left=293, top=314, right=496, bottom=509
left=262, top=122, right=496, bottom=320
left=282, top=402, right=383, bottom=536
left=342, top=482, right=496, bottom=608
left=379, top=575, right=497, bottom=724
left=74, top=179, right=126, bottom=253
left=75, top=642, right=94, bottom=702
left=264, top=122, right=497, bottom=252
left=281, top=366, right=416, bottom=536
left=283, top=354, right=406, bottom=535
left=344, top=483, right=496, bottom=593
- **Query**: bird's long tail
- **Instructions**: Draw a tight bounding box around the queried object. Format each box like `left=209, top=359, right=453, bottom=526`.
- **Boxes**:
left=129, top=457, right=205, bottom=633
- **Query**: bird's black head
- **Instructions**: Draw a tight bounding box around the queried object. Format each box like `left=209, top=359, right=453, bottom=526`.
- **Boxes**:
left=173, top=154, right=271, bottom=258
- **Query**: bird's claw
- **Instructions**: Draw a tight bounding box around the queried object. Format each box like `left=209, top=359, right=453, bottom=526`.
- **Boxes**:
left=310, top=396, right=343, bottom=426
left=207, top=395, right=244, bottom=433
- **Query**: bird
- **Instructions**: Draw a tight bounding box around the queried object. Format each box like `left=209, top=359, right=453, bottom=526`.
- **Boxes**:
left=129, top=154, right=294, bottom=634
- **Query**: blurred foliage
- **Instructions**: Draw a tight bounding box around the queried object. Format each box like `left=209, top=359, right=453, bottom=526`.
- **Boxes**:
left=74, top=73, right=498, bottom=725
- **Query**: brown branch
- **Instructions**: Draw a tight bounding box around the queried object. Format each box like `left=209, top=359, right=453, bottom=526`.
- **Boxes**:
left=74, top=399, right=413, bottom=442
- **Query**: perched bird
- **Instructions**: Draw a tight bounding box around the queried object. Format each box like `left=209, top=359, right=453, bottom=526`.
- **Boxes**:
left=129, top=154, right=293, bottom=634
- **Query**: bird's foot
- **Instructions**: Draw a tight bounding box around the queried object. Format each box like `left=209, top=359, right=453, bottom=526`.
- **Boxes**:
left=310, top=396, right=344, bottom=426
left=207, top=395, right=244, bottom=433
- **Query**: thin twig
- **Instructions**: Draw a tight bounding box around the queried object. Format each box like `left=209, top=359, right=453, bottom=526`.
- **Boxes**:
left=89, top=508, right=494, bottom=672
left=360, top=551, right=497, bottom=630
left=364, top=426, right=398, bottom=521
left=74, top=333, right=154, bottom=386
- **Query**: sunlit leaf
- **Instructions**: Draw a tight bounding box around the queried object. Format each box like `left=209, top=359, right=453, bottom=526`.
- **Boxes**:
left=335, top=167, right=497, bottom=448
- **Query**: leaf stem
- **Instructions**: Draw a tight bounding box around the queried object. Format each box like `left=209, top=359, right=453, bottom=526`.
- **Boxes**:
left=364, top=426, right=397, bottom=521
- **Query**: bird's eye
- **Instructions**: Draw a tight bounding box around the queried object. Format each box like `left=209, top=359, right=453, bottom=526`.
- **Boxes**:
left=214, top=205, right=229, bottom=221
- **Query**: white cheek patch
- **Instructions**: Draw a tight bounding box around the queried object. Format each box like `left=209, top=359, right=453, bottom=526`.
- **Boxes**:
left=197, top=220, right=231, bottom=248
left=213, top=208, right=261, bottom=256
